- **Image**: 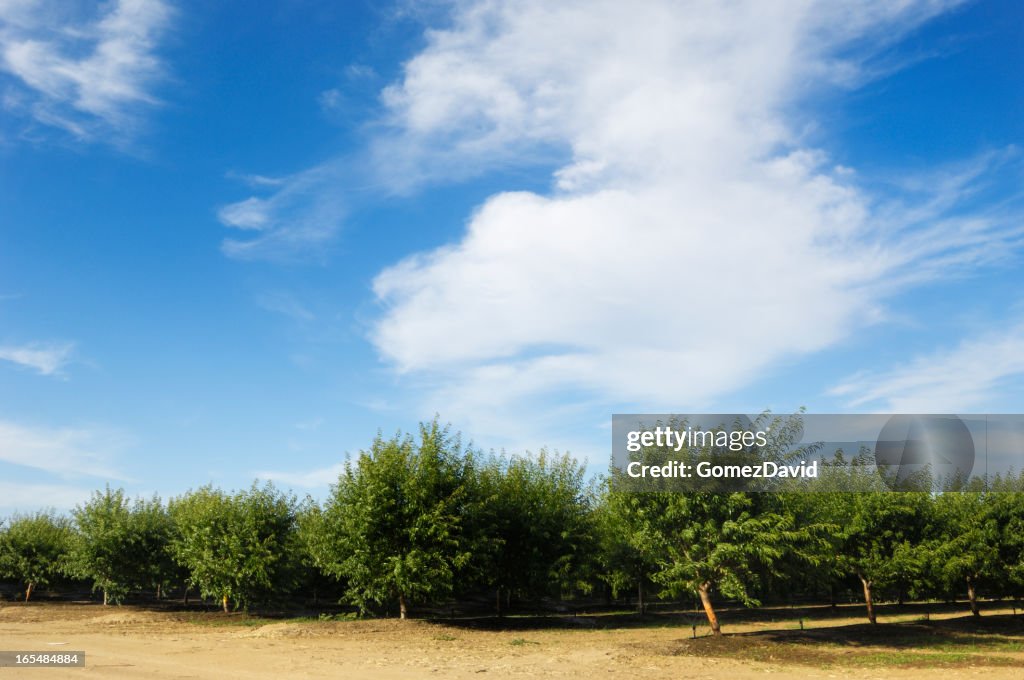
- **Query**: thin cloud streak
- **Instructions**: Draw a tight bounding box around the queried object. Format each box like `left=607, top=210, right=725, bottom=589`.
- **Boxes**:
left=830, top=321, right=1024, bottom=412
left=256, top=462, right=346, bottom=489
left=255, top=291, right=316, bottom=322
left=0, top=341, right=74, bottom=376
left=0, top=419, right=133, bottom=480
left=218, top=160, right=351, bottom=262
left=0, top=0, right=173, bottom=142
left=0, top=481, right=95, bottom=516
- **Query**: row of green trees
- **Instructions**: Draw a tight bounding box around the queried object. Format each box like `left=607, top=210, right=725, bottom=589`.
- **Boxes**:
left=599, top=480, right=1024, bottom=633
left=0, top=485, right=297, bottom=610
left=2, top=419, right=1024, bottom=635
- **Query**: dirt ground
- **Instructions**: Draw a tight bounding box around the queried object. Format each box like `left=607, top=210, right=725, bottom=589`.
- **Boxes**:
left=1, top=602, right=1022, bottom=679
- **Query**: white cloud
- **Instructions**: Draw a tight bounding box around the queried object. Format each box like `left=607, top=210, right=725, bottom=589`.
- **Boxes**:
left=219, top=160, right=349, bottom=262
left=0, top=0, right=172, bottom=142
left=0, top=419, right=132, bottom=480
left=255, top=291, right=315, bottom=322
left=256, top=462, right=345, bottom=489
left=370, top=0, right=960, bottom=191
left=224, top=170, right=286, bottom=188
left=218, top=197, right=271, bottom=230
left=318, top=87, right=343, bottom=112
left=831, top=321, right=1024, bottom=412
left=366, top=0, right=1021, bottom=435
left=345, top=64, right=376, bottom=80
left=0, top=341, right=74, bottom=376
left=0, top=481, right=94, bottom=516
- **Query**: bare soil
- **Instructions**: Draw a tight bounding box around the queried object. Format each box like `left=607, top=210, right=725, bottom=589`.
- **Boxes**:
left=1, top=601, right=1022, bottom=678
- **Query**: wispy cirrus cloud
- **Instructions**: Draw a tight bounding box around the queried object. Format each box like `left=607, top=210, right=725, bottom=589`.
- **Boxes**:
left=0, top=341, right=74, bottom=376
left=0, top=0, right=173, bottom=142
left=218, top=197, right=271, bottom=231
left=0, top=419, right=133, bottom=480
left=256, top=462, right=345, bottom=489
left=255, top=291, right=316, bottom=322
left=218, top=160, right=350, bottom=262
left=0, top=481, right=95, bottom=515
left=831, top=320, right=1024, bottom=412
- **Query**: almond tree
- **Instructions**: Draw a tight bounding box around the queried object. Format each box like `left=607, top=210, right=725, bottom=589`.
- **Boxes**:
left=837, top=491, right=932, bottom=624
left=985, top=475, right=1024, bottom=599
left=652, top=491, right=807, bottom=635
left=130, top=496, right=178, bottom=600
left=473, top=450, right=596, bottom=615
left=169, top=482, right=298, bottom=612
left=618, top=412, right=820, bottom=634
left=314, top=420, right=473, bottom=619
left=0, top=511, right=71, bottom=601
left=67, top=487, right=138, bottom=605
left=930, top=489, right=999, bottom=616
left=595, top=484, right=665, bottom=614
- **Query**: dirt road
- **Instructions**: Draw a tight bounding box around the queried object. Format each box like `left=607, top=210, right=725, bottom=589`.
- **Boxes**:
left=1, top=603, right=1021, bottom=679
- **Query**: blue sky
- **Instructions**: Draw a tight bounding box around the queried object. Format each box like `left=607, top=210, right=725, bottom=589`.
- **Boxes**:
left=1, top=0, right=1022, bottom=514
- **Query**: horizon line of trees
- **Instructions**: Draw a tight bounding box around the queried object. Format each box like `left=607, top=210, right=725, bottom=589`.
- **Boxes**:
left=2, top=418, right=1024, bottom=636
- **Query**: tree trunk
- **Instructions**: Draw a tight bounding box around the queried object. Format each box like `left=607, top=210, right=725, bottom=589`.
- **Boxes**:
left=398, top=594, right=408, bottom=620
left=859, top=575, right=876, bottom=624
left=637, top=580, right=644, bottom=616
left=222, top=594, right=229, bottom=613
left=103, top=588, right=109, bottom=606
left=184, top=585, right=190, bottom=605
left=25, top=582, right=34, bottom=602
left=698, top=583, right=721, bottom=636
left=496, top=587, right=502, bottom=617
left=156, top=584, right=162, bottom=600
left=967, top=578, right=980, bottom=617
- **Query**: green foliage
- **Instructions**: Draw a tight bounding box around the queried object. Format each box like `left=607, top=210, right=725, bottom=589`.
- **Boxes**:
left=651, top=492, right=803, bottom=604
left=840, top=492, right=932, bottom=592
left=929, top=492, right=1000, bottom=610
left=985, top=486, right=1024, bottom=594
left=67, top=487, right=145, bottom=604
left=131, top=496, right=177, bottom=597
left=472, top=449, right=597, bottom=606
left=602, top=413, right=823, bottom=633
left=313, top=420, right=473, bottom=617
left=0, top=511, right=71, bottom=600
left=294, top=497, right=338, bottom=600
left=67, top=489, right=176, bottom=604
left=5, top=416, right=1024, bottom=624
left=594, top=482, right=665, bottom=606
left=168, top=482, right=299, bottom=611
